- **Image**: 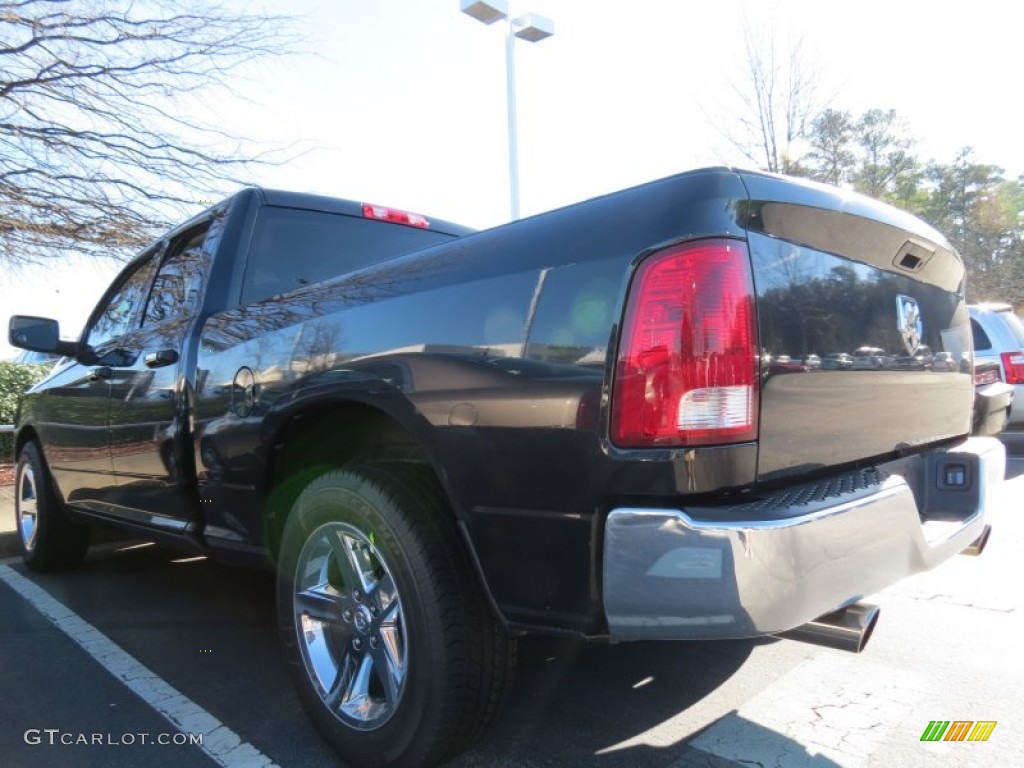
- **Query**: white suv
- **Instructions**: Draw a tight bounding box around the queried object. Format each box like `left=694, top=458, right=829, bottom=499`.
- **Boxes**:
left=852, top=346, right=887, bottom=370
left=970, top=302, right=1024, bottom=428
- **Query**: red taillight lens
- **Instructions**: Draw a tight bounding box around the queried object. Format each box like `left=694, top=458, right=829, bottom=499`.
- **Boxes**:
left=361, top=202, right=430, bottom=228
left=974, top=367, right=1000, bottom=386
left=1001, top=351, right=1024, bottom=384
left=611, top=239, right=759, bottom=447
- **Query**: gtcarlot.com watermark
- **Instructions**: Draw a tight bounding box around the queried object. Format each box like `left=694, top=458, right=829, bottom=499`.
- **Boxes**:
left=24, top=729, right=203, bottom=747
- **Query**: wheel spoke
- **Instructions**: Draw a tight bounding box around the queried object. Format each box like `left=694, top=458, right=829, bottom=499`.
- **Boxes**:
left=294, top=581, right=351, bottom=625
left=371, top=639, right=402, bottom=707
left=331, top=531, right=376, bottom=596
left=378, top=619, right=404, bottom=677
left=340, top=654, right=376, bottom=721
left=377, top=593, right=405, bottom=704
left=324, top=652, right=357, bottom=709
left=370, top=569, right=398, bottom=616
left=19, top=491, right=37, bottom=514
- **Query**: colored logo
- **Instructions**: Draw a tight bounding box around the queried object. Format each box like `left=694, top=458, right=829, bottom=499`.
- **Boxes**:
left=897, top=294, right=923, bottom=355
left=920, top=720, right=997, bottom=742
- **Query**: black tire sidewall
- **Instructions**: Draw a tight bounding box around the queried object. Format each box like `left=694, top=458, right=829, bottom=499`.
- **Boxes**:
left=276, top=469, right=450, bottom=768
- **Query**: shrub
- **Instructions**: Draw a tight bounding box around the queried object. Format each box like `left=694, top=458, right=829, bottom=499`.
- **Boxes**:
left=0, top=362, right=50, bottom=460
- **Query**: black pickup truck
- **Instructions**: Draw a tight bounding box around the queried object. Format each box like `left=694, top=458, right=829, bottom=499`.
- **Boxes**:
left=8, top=168, right=1006, bottom=768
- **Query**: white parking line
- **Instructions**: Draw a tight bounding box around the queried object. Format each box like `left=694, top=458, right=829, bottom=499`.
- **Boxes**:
left=0, top=565, right=279, bottom=768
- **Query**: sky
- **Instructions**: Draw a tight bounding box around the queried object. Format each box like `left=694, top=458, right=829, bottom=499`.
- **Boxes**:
left=3, top=0, right=1022, bottom=359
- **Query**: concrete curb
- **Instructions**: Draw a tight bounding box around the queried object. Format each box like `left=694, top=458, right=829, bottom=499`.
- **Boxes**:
left=0, top=485, right=19, bottom=559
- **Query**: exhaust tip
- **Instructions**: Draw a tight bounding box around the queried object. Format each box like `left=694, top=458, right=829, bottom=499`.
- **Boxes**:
left=961, top=524, right=992, bottom=557
left=779, top=602, right=880, bottom=654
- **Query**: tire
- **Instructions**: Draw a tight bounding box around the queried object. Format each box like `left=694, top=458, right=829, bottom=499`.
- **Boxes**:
left=276, top=464, right=516, bottom=768
left=15, top=441, right=90, bottom=571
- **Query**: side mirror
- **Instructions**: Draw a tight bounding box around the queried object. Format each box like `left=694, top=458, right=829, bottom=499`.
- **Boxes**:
left=8, top=315, right=78, bottom=357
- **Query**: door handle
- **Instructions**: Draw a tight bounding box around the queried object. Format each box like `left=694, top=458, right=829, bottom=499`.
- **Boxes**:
left=144, top=349, right=180, bottom=369
left=89, top=366, right=112, bottom=381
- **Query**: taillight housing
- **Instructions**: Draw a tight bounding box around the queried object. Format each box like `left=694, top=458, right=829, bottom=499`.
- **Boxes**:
left=974, top=367, right=1001, bottom=386
left=611, top=239, right=759, bottom=447
left=1001, top=351, right=1024, bottom=385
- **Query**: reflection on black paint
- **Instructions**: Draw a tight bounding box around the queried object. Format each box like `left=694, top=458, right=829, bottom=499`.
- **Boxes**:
left=751, top=233, right=966, bottom=363
left=749, top=230, right=973, bottom=479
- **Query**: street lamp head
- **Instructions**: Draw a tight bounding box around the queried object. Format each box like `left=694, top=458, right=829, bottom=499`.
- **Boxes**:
left=512, top=13, right=554, bottom=42
left=460, top=0, right=508, bottom=25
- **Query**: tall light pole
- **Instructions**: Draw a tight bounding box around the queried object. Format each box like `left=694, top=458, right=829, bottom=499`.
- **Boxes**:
left=460, top=1, right=554, bottom=220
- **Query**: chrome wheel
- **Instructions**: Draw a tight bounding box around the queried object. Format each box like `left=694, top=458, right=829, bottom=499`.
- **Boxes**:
left=17, top=463, right=39, bottom=552
left=293, top=521, right=407, bottom=731
left=14, top=442, right=90, bottom=571
left=277, top=467, right=516, bottom=767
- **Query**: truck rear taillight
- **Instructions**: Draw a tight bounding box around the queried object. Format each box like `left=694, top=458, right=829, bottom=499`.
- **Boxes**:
left=974, top=368, right=1000, bottom=386
left=611, top=239, right=759, bottom=447
left=1001, top=351, right=1024, bottom=384
left=361, top=203, right=430, bottom=228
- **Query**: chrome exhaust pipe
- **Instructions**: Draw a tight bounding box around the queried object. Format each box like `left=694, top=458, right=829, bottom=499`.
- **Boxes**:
left=779, top=602, right=880, bottom=654
left=960, top=524, right=992, bottom=557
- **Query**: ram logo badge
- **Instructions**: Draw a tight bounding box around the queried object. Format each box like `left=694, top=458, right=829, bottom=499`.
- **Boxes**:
left=897, top=294, right=923, bottom=355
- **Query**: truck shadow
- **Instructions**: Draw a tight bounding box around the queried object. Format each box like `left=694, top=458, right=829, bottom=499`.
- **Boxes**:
left=452, top=633, right=840, bottom=768
left=37, top=541, right=840, bottom=768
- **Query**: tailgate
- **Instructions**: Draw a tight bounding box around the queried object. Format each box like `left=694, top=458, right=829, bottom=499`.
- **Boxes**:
left=740, top=172, right=972, bottom=480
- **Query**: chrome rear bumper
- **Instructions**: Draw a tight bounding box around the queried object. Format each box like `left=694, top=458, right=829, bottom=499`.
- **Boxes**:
left=602, top=437, right=1005, bottom=640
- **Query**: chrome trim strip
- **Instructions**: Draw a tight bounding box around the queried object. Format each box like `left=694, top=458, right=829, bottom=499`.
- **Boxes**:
left=70, top=500, right=190, bottom=532
left=615, top=482, right=908, bottom=532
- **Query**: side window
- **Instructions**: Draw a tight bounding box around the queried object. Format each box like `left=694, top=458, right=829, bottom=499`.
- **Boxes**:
left=143, top=227, right=210, bottom=325
left=525, top=258, right=624, bottom=366
left=971, top=318, right=992, bottom=351
left=87, top=251, right=160, bottom=349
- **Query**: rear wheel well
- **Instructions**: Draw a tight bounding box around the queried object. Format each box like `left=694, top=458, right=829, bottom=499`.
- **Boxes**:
left=14, top=426, right=38, bottom=459
left=262, top=403, right=437, bottom=561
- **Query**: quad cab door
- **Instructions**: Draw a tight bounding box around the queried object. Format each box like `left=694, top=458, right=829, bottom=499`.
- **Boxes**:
left=38, top=251, right=161, bottom=506
left=104, top=223, right=217, bottom=532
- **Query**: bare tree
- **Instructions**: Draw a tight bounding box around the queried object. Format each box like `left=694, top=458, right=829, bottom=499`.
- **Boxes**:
left=724, top=19, right=819, bottom=176
left=0, top=0, right=293, bottom=267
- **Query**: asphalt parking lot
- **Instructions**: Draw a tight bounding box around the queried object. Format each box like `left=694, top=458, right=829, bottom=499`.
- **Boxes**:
left=1, top=448, right=1021, bottom=768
